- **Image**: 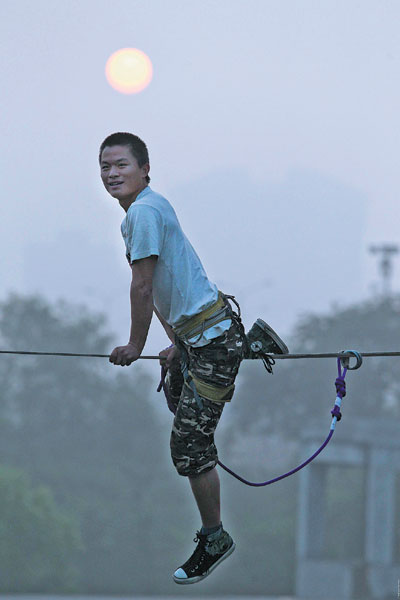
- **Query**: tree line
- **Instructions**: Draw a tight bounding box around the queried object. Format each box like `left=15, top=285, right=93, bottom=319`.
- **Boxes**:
left=0, top=292, right=399, bottom=594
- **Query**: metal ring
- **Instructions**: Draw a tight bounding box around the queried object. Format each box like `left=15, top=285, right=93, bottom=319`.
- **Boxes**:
left=340, top=350, right=363, bottom=370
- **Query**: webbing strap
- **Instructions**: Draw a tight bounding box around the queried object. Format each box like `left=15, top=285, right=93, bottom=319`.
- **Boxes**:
left=185, top=370, right=234, bottom=403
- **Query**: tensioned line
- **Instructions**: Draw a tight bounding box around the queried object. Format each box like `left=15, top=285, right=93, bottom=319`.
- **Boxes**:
left=0, top=350, right=399, bottom=360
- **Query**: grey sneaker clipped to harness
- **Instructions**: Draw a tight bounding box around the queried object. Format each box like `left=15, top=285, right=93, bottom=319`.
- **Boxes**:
left=215, top=293, right=288, bottom=373
left=245, top=318, right=289, bottom=373
left=173, top=526, right=235, bottom=585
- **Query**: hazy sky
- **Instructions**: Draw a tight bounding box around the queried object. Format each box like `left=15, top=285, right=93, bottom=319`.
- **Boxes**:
left=1, top=0, right=399, bottom=358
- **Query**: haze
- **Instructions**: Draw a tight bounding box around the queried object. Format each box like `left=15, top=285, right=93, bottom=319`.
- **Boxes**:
left=1, top=0, right=399, bottom=356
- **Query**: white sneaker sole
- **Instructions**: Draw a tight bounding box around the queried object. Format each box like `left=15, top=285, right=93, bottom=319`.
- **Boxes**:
left=173, top=541, right=236, bottom=585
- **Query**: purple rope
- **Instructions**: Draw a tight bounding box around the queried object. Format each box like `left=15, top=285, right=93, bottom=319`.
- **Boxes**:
left=157, top=357, right=348, bottom=487
left=217, top=430, right=334, bottom=486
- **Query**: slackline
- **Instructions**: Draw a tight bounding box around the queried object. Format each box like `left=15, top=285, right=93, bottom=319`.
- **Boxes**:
left=1, top=350, right=400, bottom=360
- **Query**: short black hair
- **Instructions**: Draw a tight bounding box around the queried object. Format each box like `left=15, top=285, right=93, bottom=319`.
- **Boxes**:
left=99, top=132, right=151, bottom=183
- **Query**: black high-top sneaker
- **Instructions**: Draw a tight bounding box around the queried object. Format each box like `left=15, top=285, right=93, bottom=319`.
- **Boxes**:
left=245, top=318, right=289, bottom=357
left=173, top=527, right=235, bottom=585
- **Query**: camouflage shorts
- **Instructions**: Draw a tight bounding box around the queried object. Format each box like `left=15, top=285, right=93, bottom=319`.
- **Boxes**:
left=168, top=320, right=245, bottom=477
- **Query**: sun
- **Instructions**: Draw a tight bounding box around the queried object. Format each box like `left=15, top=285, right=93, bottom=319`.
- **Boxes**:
left=105, top=48, right=153, bottom=94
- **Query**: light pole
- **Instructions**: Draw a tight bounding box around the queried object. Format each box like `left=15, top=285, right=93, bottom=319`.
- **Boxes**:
left=369, top=244, right=399, bottom=298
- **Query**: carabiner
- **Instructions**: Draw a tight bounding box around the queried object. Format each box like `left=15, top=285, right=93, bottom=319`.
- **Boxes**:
left=339, top=349, right=363, bottom=370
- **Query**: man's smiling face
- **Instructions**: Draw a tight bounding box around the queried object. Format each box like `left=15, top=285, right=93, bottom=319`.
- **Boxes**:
left=100, top=144, right=149, bottom=204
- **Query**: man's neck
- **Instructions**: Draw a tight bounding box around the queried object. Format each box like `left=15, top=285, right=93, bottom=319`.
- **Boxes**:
left=119, top=184, right=148, bottom=213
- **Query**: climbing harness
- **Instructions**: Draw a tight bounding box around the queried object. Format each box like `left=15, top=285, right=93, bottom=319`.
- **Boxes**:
left=157, top=349, right=363, bottom=487
left=172, top=291, right=229, bottom=344
left=172, top=292, right=247, bottom=410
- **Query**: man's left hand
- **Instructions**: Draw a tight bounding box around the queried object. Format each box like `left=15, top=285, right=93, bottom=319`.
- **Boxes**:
left=109, top=343, right=141, bottom=366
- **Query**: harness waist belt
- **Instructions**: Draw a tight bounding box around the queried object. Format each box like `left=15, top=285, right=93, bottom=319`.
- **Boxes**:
left=173, top=292, right=229, bottom=340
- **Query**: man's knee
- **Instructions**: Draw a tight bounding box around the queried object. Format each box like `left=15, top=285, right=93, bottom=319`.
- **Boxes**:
left=170, top=427, right=218, bottom=477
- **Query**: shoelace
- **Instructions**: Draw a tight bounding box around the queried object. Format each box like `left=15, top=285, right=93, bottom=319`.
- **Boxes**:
left=260, top=353, right=276, bottom=373
left=183, top=534, right=208, bottom=573
left=193, top=531, right=206, bottom=544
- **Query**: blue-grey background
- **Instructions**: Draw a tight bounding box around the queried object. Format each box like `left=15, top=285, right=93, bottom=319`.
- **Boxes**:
left=1, top=2, right=400, bottom=599
left=1, top=0, right=399, bottom=357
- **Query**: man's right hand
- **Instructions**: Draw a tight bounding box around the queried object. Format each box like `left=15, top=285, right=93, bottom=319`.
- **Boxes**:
left=159, top=344, right=180, bottom=369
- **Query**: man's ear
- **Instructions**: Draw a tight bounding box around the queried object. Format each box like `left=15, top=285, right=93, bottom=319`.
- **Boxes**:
left=141, top=163, right=150, bottom=178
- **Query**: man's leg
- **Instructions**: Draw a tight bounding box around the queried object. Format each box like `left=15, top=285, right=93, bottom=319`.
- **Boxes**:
left=171, top=396, right=234, bottom=585
left=189, top=467, right=220, bottom=529
left=171, top=327, right=245, bottom=584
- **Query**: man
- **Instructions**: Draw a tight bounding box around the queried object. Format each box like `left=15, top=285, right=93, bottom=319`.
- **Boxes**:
left=99, top=132, right=288, bottom=584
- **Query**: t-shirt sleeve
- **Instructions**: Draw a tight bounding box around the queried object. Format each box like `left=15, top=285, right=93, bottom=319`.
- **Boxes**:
left=124, top=204, right=164, bottom=262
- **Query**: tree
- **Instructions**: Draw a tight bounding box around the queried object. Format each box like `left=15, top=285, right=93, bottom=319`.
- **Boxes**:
left=2, top=292, right=396, bottom=594
left=0, top=293, right=189, bottom=593
left=216, top=294, right=400, bottom=595
left=227, top=295, right=400, bottom=441
left=0, top=465, right=82, bottom=592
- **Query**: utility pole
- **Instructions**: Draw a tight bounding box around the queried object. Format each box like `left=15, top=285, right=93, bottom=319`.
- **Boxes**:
left=369, top=244, right=399, bottom=298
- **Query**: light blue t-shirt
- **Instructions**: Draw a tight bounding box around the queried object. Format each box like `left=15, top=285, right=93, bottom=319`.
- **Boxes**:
left=120, top=186, right=231, bottom=346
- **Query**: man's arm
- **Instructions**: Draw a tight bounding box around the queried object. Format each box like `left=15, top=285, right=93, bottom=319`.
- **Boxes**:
left=153, top=305, right=175, bottom=344
left=154, top=303, right=181, bottom=369
left=128, top=255, right=158, bottom=353
left=109, top=255, right=157, bottom=366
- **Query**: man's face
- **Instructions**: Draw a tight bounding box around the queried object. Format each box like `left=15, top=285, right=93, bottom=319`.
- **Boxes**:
left=100, top=145, right=149, bottom=201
